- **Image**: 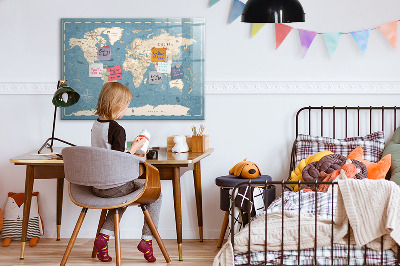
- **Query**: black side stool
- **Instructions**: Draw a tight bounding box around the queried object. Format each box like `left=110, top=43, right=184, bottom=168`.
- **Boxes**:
left=215, top=175, right=275, bottom=248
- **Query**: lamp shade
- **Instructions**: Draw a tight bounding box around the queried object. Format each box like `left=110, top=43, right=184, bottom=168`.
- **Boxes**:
left=241, top=0, right=305, bottom=23
left=52, top=82, right=80, bottom=107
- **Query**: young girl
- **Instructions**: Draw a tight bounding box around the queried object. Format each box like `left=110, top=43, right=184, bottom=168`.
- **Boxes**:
left=91, top=82, right=162, bottom=263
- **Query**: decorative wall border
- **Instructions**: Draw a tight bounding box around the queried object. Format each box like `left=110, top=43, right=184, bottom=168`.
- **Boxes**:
left=1, top=81, right=400, bottom=95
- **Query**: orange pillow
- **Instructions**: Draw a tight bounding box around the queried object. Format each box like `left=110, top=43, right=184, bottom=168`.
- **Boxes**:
left=347, top=146, right=391, bottom=180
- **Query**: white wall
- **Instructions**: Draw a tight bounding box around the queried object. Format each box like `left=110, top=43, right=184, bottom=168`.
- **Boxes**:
left=1, top=0, right=400, bottom=240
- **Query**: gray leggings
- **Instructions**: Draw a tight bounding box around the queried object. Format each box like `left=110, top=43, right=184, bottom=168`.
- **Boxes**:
left=92, top=180, right=162, bottom=240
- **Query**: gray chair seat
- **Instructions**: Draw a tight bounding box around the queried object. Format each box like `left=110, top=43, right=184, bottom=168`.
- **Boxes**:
left=69, top=180, right=145, bottom=208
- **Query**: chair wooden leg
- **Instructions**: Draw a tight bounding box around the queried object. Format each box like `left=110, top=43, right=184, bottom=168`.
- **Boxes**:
left=141, top=205, right=171, bottom=263
left=60, top=208, right=88, bottom=266
left=217, top=211, right=230, bottom=248
left=114, top=210, right=121, bottom=266
left=91, top=209, right=108, bottom=258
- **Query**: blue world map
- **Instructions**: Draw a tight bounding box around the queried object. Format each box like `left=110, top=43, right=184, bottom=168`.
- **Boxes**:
left=61, top=18, right=205, bottom=120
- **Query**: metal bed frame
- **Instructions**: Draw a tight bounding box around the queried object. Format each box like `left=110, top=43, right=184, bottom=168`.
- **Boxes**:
left=230, top=106, right=400, bottom=266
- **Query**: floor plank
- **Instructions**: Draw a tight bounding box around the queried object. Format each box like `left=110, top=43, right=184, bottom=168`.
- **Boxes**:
left=0, top=239, right=221, bottom=265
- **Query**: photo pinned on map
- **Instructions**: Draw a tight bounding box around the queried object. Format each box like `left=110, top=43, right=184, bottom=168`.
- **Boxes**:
left=89, top=63, right=104, bottom=77
left=107, top=66, right=122, bottom=81
left=151, top=47, right=167, bottom=62
left=171, top=65, right=184, bottom=80
left=98, top=46, right=111, bottom=60
left=157, top=60, right=172, bottom=74
left=149, top=71, right=163, bottom=85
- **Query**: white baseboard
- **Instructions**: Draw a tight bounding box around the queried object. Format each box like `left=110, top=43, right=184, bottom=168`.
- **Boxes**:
left=1, top=81, right=400, bottom=94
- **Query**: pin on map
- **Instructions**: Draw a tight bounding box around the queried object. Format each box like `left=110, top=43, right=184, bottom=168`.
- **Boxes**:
left=157, top=60, right=172, bottom=74
left=171, top=65, right=184, bottom=80
left=89, top=63, right=103, bottom=77
left=98, top=46, right=111, bottom=60
left=149, top=71, right=163, bottom=85
left=107, top=66, right=122, bottom=81
left=151, top=47, right=167, bottom=62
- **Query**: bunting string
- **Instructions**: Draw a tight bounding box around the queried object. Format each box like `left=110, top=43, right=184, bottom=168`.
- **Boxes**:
left=209, top=0, right=399, bottom=58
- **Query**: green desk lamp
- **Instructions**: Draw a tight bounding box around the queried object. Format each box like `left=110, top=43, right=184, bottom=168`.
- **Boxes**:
left=38, top=80, right=80, bottom=154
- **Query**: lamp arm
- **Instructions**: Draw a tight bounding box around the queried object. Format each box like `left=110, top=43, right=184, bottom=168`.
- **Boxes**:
left=50, top=105, right=57, bottom=148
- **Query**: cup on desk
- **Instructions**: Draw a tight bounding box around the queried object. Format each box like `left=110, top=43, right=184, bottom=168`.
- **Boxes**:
left=146, top=150, right=158, bottom=160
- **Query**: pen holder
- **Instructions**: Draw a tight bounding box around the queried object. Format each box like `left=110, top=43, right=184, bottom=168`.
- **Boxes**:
left=191, top=135, right=209, bottom=153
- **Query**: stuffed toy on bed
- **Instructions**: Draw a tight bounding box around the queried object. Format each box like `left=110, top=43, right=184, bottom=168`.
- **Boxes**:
left=289, top=150, right=333, bottom=191
left=301, top=154, right=368, bottom=191
left=317, top=160, right=360, bottom=193
left=229, top=159, right=261, bottom=179
left=1, top=192, right=44, bottom=247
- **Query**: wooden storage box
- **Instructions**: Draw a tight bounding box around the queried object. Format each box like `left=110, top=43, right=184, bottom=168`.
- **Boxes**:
left=167, top=136, right=192, bottom=151
left=191, top=135, right=209, bottom=153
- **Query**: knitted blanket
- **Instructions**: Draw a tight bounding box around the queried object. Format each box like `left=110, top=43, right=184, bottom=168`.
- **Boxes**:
left=213, top=211, right=340, bottom=266
left=213, top=179, right=400, bottom=266
left=335, top=178, right=399, bottom=251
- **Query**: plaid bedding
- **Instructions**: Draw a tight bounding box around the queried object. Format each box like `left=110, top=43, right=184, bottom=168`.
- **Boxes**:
left=234, top=191, right=397, bottom=265
left=234, top=244, right=397, bottom=265
left=294, top=131, right=385, bottom=166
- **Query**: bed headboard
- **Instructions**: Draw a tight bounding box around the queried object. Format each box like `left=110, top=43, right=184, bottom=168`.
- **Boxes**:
left=290, top=106, right=400, bottom=179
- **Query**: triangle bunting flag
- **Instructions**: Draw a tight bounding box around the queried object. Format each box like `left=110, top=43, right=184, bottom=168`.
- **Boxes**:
left=351, top=29, right=370, bottom=55
left=323, top=33, right=341, bottom=58
left=251, top=23, right=266, bottom=38
left=209, top=0, right=220, bottom=7
left=229, top=0, right=245, bottom=24
left=298, top=29, right=317, bottom=58
left=275, top=23, right=293, bottom=49
left=378, top=21, right=398, bottom=50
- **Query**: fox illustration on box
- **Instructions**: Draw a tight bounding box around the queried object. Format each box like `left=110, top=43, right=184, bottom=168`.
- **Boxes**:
left=1, top=192, right=44, bottom=247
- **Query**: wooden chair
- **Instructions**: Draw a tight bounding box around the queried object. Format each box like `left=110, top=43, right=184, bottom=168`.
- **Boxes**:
left=60, top=146, right=171, bottom=265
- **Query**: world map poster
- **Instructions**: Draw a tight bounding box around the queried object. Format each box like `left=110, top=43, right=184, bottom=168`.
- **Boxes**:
left=61, top=18, right=205, bottom=120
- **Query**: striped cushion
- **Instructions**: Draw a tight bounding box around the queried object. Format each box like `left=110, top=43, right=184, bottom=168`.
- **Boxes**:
left=1, top=217, right=41, bottom=240
left=295, top=131, right=385, bottom=166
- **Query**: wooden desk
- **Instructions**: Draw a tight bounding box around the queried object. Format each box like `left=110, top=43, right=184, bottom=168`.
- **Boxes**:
left=10, top=147, right=213, bottom=261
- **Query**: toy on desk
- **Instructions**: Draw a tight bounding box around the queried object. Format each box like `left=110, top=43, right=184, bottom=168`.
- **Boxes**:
left=229, top=159, right=261, bottom=179
left=135, top=129, right=150, bottom=155
left=1, top=192, right=44, bottom=247
left=172, top=135, right=189, bottom=153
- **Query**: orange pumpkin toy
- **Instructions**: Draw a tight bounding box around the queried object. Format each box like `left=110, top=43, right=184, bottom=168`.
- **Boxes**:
left=229, top=159, right=261, bottom=179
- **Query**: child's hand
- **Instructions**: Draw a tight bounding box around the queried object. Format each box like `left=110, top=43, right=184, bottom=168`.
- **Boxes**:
left=134, top=148, right=149, bottom=157
left=129, top=137, right=147, bottom=155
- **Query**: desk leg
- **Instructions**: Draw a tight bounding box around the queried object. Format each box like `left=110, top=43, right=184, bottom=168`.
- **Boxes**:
left=193, top=161, right=203, bottom=242
left=20, top=165, right=35, bottom=259
left=172, top=167, right=183, bottom=261
left=56, top=178, right=64, bottom=241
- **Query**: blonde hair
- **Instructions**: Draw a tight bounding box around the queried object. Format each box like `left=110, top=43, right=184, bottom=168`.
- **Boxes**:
left=95, top=82, right=133, bottom=120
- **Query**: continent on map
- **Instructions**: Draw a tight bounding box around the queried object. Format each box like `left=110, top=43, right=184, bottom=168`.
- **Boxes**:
left=169, top=79, right=184, bottom=92
left=70, top=104, right=190, bottom=117
left=103, top=27, right=124, bottom=45
left=123, top=30, right=196, bottom=88
left=69, top=27, right=123, bottom=64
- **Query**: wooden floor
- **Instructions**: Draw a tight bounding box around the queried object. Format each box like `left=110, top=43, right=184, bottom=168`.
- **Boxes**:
left=0, top=239, right=222, bottom=265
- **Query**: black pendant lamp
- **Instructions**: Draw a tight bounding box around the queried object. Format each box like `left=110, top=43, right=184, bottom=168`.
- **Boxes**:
left=242, top=0, right=305, bottom=23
